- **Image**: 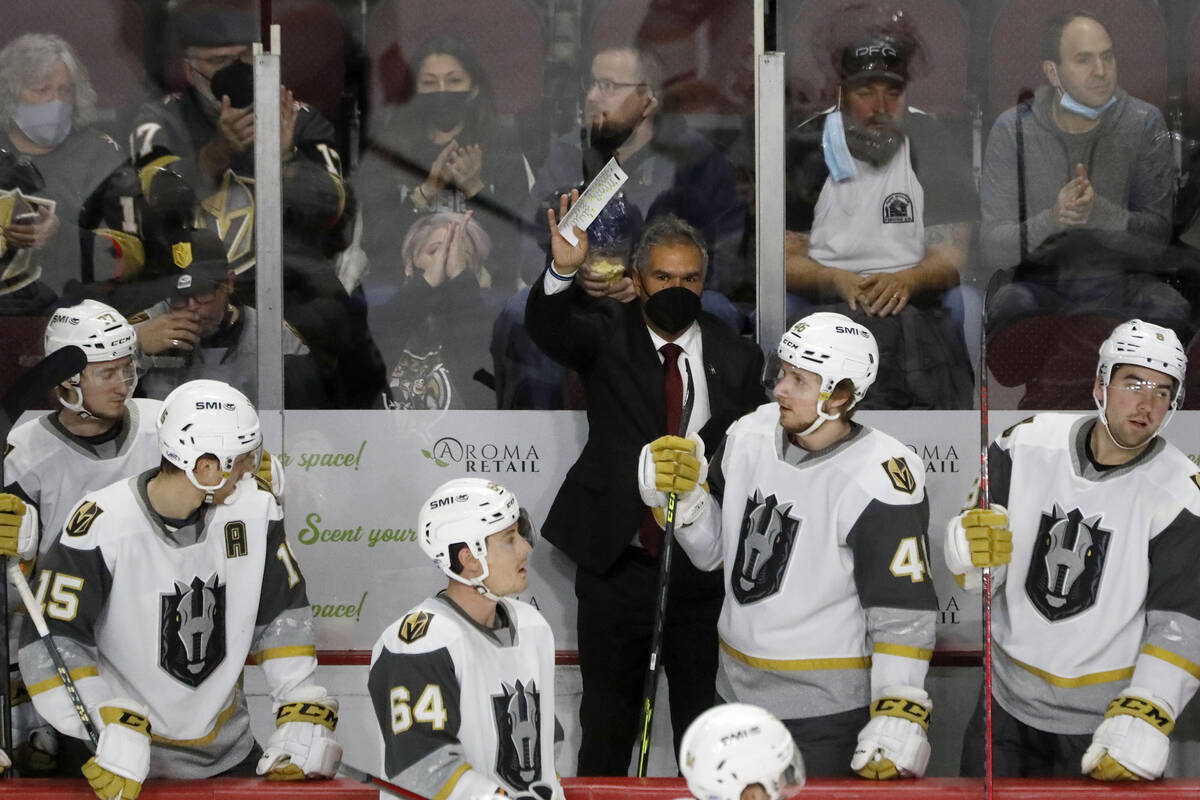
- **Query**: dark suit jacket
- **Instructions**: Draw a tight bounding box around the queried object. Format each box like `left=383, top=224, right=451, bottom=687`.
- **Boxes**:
left=526, top=276, right=765, bottom=575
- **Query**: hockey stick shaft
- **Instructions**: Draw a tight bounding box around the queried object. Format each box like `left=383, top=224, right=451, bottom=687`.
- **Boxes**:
left=636, top=361, right=695, bottom=777
left=337, top=760, right=431, bottom=800
left=7, top=561, right=99, bottom=747
left=0, top=345, right=90, bottom=761
left=979, top=292, right=994, bottom=800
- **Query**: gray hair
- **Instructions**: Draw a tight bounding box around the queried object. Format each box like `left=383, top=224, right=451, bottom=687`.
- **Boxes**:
left=402, top=211, right=494, bottom=288
left=632, top=214, right=709, bottom=277
left=0, top=34, right=98, bottom=130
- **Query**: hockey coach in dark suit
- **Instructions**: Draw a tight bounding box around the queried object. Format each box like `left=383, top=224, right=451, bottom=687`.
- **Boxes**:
left=526, top=195, right=765, bottom=775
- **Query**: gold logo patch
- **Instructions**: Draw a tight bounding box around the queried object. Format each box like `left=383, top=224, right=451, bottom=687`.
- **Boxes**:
left=65, top=501, right=104, bottom=537
left=1191, top=474, right=1200, bottom=493
left=1002, top=416, right=1036, bottom=438
left=398, top=610, right=433, bottom=644
left=172, top=241, right=192, bottom=268
left=882, top=457, right=917, bottom=495
left=3, top=442, right=12, bottom=458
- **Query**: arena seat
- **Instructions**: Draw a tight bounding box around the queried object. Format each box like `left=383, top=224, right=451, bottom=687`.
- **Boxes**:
left=986, top=312, right=1122, bottom=410
left=986, top=0, right=1167, bottom=118
left=365, top=0, right=545, bottom=116
left=6, top=0, right=147, bottom=119
left=782, top=0, right=969, bottom=120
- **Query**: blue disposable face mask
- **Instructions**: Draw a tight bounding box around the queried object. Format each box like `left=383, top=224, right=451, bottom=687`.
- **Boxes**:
left=822, top=110, right=858, bottom=182
left=12, top=99, right=72, bottom=148
left=1058, top=88, right=1116, bottom=120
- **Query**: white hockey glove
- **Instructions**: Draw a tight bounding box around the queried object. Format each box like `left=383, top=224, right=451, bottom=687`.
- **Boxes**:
left=0, top=493, right=38, bottom=561
left=257, top=686, right=341, bottom=781
left=851, top=686, right=932, bottom=780
left=637, top=434, right=709, bottom=527
left=255, top=450, right=286, bottom=500
left=1082, top=687, right=1174, bottom=781
left=944, top=505, right=1011, bottom=591
left=81, top=699, right=152, bottom=800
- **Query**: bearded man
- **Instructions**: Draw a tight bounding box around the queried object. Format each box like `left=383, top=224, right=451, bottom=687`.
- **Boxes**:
left=782, top=36, right=977, bottom=409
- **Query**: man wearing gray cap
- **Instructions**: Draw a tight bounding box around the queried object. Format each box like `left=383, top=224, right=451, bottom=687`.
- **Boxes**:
left=783, top=36, right=976, bottom=410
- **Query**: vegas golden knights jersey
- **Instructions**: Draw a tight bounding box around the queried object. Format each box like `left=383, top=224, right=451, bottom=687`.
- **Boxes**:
left=988, top=413, right=1200, bottom=734
left=676, top=402, right=938, bottom=721
left=18, top=470, right=317, bottom=778
left=368, top=593, right=562, bottom=800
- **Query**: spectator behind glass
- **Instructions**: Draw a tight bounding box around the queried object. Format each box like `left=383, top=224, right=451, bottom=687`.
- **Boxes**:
left=527, top=44, right=747, bottom=298
left=0, top=147, right=58, bottom=314
left=357, top=36, right=527, bottom=297
left=372, top=211, right=495, bottom=410
left=0, top=33, right=123, bottom=294
left=784, top=36, right=976, bottom=409
left=127, top=226, right=326, bottom=409
left=980, top=10, right=1182, bottom=332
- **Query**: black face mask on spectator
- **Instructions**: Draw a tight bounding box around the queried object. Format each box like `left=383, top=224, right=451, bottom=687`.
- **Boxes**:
left=211, top=60, right=254, bottom=109
left=413, top=91, right=473, bottom=132
left=643, top=286, right=701, bottom=334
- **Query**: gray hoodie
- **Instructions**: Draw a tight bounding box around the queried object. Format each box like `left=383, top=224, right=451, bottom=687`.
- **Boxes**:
left=980, top=85, right=1174, bottom=271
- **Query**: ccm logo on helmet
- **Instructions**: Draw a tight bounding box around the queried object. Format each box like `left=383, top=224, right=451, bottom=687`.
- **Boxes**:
left=856, top=44, right=897, bottom=58
left=194, top=401, right=237, bottom=411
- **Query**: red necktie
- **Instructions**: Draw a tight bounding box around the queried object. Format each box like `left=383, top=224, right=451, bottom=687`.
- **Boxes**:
left=639, top=343, right=684, bottom=558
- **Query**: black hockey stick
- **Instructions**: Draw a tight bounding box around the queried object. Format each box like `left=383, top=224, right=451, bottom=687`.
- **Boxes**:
left=337, top=760, right=430, bottom=800
left=0, top=345, right=89, bottom=764
left=979, top=286, right=994, bottom=800
left=636, top=360, right=696, bottom=777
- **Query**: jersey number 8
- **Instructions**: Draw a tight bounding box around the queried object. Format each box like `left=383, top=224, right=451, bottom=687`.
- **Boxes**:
left=390, top=684, right=447, bottom=733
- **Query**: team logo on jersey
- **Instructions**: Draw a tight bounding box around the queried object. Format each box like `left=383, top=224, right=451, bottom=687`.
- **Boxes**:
left=387, top=349, right=453, bottom=410
left=732, top=490, right=801, bottom=604
left=159, top=574, right=226, bottom=687
left=1002, top=417, right=1035, bottom=439
left=491, top=679, right=542, bottom=789
left=1191, top=473, right=1200, bottom=494
left=398, top=611, right=433, bottom=643
left=882, top=193, right=913, bottom=224
left=65, top=501, right=104, bottom=537
left=1025, top=504, right=1112, bottom=621
left=882, top=457, right=917, bottom=494
left=3, top=442, right=12, bottom=458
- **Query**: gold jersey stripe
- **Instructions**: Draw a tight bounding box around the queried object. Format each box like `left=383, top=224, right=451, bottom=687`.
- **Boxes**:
left=1142, top=644, right=1200, bottom=679
left=27, top=665, right=100, bottom=697
left=720, top=639, right=870, bottom=671
left=151, top=694, right=239, bottom=746
left=252, top=645, right=317, bottom=664
left=874, top=642, right=934, bottom=661
left=434, top=763, right=473, bottom=800
left=1010, top=656, right=1134, bottom=688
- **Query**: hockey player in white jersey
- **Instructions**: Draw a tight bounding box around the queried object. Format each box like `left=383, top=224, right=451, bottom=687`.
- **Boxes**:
left=947, top=318, right=1200, bottom=780
left=639, top=312, right=938, bottom=778
left=369, top=478, right=563, bottom=800
left=679, top=703, right=805, bottom=800
left=17, top=379, right=339, bottom=798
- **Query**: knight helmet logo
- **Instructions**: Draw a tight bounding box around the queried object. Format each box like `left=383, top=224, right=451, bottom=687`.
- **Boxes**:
left=65, top=501, right=104, bottom=537
left=398, top=611, right=433, bottom=644
left=1025, top=504, right=1112, bottom=621
left=883, top=457, right=917, bottom=494
left=172, top=241, right=192, bottom=269
left=731, top=490, right=802, bottom=605
left=492, top=679, right=542, bottom=790
left=160, top=574, right=227, bottom=687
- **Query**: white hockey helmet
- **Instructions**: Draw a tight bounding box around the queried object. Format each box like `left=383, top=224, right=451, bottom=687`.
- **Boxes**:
left=418, top=478, right=536, bottom=600
left=681, top=703, right=805, bottom=800
left=158, top=379, right=262, bottom=498
left=776, top=312, right=878, bottom=435
left=1094, top=319, right=1186, bottom=445
left=44, top=299, right=139, bottom=414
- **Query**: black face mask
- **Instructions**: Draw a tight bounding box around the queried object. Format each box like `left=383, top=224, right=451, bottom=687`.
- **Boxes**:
left=643, top=286, right=702, bottom=335
left=412, top=91, right=473, bottom=132
left=210, top=60, right=254, bottom=109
